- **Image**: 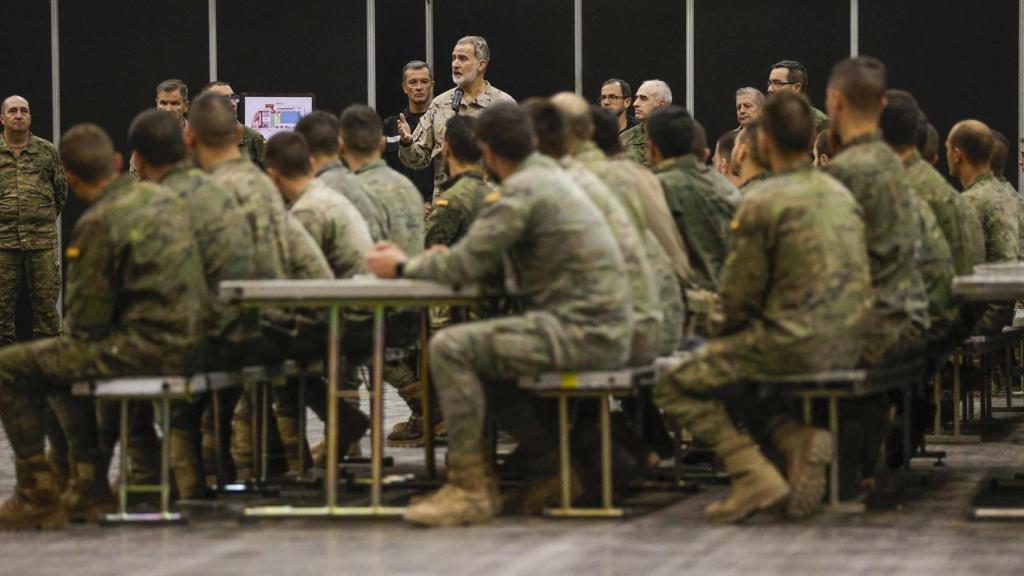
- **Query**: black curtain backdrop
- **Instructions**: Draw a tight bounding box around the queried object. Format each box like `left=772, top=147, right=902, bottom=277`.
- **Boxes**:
left=433, top=0, right=574, bottom=101
left=861, top=0, right=1019, bottom=185
left=376, top=0, right=428, bottom=119
left=694, top=0, right=849, bottom=159
left=582, top=0, right=687, bottom=110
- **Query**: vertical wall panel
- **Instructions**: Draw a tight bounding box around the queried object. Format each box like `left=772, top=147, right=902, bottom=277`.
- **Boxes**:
left=861, top=0, right=1019, bottom=183
left=375, top=0, right=428, bottom=118
left=694, top=0, right=848, bottom=156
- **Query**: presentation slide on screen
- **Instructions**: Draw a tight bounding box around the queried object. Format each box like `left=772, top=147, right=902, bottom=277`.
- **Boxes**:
left=242, top=94, right=315, bottom=139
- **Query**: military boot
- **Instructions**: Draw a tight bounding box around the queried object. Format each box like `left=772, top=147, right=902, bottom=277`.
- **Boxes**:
left=704, top=431, right=790, bottom=523
left=405, top=452, right=500, bottom=527
left=62, top=461, right=114, bottom=523
left=0, top=455, right=68, bottom=531
left=170, top=429, right=207, bottom=500
left=275, top=416, right=311, bottom=476
left=46, top=449, right=70, bottom=493
left=770, top=418, right=832, bottom=519
left=387, top=414, right=447, bottom=448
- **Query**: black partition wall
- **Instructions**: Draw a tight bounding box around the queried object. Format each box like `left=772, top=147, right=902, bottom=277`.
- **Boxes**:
left=433, top=0, right=575, bottom=101
left=582, top=0, right=687, bottom=111
left=861, top=0, right=1019, bottom=182
left=1, top=2, right=53, bottom=142
left=375, top=0, right=427, bottom=118
left=695, top=0, right=850, bottom=156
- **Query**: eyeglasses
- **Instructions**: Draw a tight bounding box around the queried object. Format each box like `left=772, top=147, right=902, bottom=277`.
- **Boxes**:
left=767, top=80, right=796, bottom=88
left=229, top=94, right=241, bottom=104
left=599, top=95, right=625, bottom=101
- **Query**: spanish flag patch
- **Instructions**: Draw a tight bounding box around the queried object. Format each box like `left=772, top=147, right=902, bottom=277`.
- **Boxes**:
left=484, top=190, right=502, bottom=204
left=66, top=246, right=80, bottom=260
left=730, top=218, right=740, bottom=231
left=435, top=198, right=450, bottom=207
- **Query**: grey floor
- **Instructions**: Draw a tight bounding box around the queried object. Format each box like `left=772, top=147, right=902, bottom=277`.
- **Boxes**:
left=2, top=389, right=1024, bottom=576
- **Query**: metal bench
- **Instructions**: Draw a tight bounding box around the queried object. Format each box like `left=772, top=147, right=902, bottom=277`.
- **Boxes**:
left=518, top=366, right=655, bottom=518
left=71, top=372, right=241, bottom=524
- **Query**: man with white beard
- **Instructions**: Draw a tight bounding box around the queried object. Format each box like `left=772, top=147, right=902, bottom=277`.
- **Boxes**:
left=398, top=35, right=515, bottom=198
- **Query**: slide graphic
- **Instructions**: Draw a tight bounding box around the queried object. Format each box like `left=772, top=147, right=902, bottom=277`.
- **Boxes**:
left=242, top=94, right=315, bottom=139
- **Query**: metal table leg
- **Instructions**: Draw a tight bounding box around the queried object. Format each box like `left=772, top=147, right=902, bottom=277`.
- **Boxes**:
left=420, top=310, right=436, bottom=480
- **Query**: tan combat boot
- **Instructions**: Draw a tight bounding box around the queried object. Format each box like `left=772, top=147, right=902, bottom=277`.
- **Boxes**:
left=405, top=452, right=501, bottom=527
left=47, top=449, right=70, bottom=493
left=770, top=417, right=832, bottom=519
left=170, top=429, right=206, bottom=500
left=274, top=416, right=310, bottom=476
left=231, top=405, right=254, bottom=482
left=704, top=431, right=790, bottom=523
left=62, top=461, right=114, bottom=523
left=0, top=455, right=68, bottom=531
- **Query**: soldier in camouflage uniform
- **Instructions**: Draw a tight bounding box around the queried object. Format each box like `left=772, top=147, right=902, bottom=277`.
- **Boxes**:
left=947, top=120, right=1020, bottom=334
left=203, top=82, right=266, bottom=169
left=619, top=80, right=673, bottom=166
left=424, top=116, right=492, bottom=248
left=0, top=124, right=208, bottom=529
left=0, top=95, right=65, bottom=356
left=989, top=130, right=1024, bottom=258
left=647, top=107, right=736, bottom=298
left=656, top=93, right=872, bottom=523
left=731, top=121, right=772, bottom=193
left=297, top=110, right=386, bottom=242
left=367, top=104, right=631, bottom=527
left=398, top=36, right=515, bottom=194
left=129, top=109, right=257, bottom=497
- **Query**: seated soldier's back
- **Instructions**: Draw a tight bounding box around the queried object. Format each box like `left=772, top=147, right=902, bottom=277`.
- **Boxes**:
left=290, top=179, right=373, bottom=279
left=354, top=159, right=425, bottom=256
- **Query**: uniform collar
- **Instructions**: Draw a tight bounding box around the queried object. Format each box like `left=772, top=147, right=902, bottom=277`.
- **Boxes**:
left=654, top=154, right=703, bottom=173
left=439, top=169, right=485, bottom=191
left=354, top=158, right=387, bottom=175
left=316, top=158, right=348, bottom=177
left=840, top=131, right=883, bottom=150
left=0, top=132, right=39, bottom=156
left=573, top=141, right=607, bottom=162
left=966, top=171, right=996, bottom=191
left=94, top=174, right=135, bottom=203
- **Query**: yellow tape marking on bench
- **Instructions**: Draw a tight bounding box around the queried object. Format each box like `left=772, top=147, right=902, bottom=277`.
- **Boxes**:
left=561, top=373, right=579, bottom=390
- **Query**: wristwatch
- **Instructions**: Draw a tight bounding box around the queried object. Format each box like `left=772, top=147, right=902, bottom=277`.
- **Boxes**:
left=395, top=260, right=406, bottom=278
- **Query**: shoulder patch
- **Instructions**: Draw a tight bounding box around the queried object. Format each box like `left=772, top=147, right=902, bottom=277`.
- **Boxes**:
left=484, top=191, right=502, bottom=204
left=66, top=246, right=80, bottom=260
left=434, top=198, right=450, bottom=207
left=730, top=218, right=740, bottom=231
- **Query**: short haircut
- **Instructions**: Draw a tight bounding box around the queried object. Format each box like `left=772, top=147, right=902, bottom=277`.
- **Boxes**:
left=761, top=91, right=815, bottom=154
left=737, top=121, right=768, bottom=169
left=444, top=115, right=481, bottom=163
left=59, top=124, right=115, bottom=183
left=402, top=60, right=431, bottom=82
left=991, top=129, right=1010, bottom=177
left=294, top=110, right=341, bottom=156
left=551, top=92, right=592, bottom=141
left=590, top=105, right=622, bottom=155
left=646, top=106, right=695, bottom=159
left=475, top=103, right=534, bottom=161
left=265, top=131, right=312, bottom=178
left=156, top=78, right=188, bottom=100
left=202, top=80, right=231, bottom=93
left=917, top=122, right=940, bottom=160
left=772, top=60, right=808, bottom=88
left=523, top=97, right=569, bottom=158
left=815, top=129, right=835, bottom=159
left=456, top=35, right=490, bottom=62
left=950, top=120, right=995, bottom=165
left=640, top=80, right=673, bottom=105
left=735, top=87, right=765, bottom=105
left=129, top=109, right=187, bottom=167
left=716, top=129, right=739, bottom=159
left=339, top=104, right=383, bottom=156
left=189, top=92, right=239, bottom=147
left=828, top=56, right=887, bottom=113
left=691, top=120, right=707, bottom=157
left=602, top=78, right=633, bottom=100
left=879, top=89, right=921, bottom=148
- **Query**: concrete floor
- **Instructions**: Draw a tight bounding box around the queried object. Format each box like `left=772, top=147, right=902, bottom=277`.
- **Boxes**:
left=2, top=389, right=1024, bottom=576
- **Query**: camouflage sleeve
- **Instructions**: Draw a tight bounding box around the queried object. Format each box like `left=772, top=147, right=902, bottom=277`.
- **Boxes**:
left=974, top=195, right=1018, bottom=263
left=50, top=148, right=68, bottom=214
left=284, top=215, right=334, bottom=280
left=253, top=134, right=266, bottom=170
left=291, top=207, right=327, bottom=251
left=63, top=212, right=114, bottom=338
left=716, top=198, right=768, bottom=335
left=424, top=200, right=468, bottom=248
left=398, top=105, right=437, bottom=171
left=405, top=191, right=523, bottom=284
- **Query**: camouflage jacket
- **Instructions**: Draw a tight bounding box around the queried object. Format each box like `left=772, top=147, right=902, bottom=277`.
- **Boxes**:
left=354, top=159, right=425, bottom=257
left=240, top=125, right=266, bottom=169
left=289, top=179, right=372, bottom=279
left=962, top=171, right=1019, bottom=263
left=823, top=133, right=929, bottom=336
left=810, top=105, right=831, bottom=133
left=653, top=154, right=736, bottom=292
left=404, top=153, right=632, bottom=368
left=996, top=177, right=1024, bottom=259
left=904, top=152, right=977, bottom=276
left=722, top=164, right=871, bottom=370
left=909, top=192, right=956, bottom=340
left=160, top=162, right=256, bottom=345
left=315, top=159, right=386, bottom=242
left=619, top=122, right=648, bottom=166
left=398, top=82, right=515, bottom=191
left=425, top=170, right=492, bottom=247
left=64, top=176, right=207, bottom=371
left=0, top=134, right=68, bottom=249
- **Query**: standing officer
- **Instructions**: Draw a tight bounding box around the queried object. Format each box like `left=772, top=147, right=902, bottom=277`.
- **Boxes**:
left=384, top=61, right=437, bottom=204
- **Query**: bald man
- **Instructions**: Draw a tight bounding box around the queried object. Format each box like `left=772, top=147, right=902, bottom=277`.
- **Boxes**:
left=0, top=95, right=66, bottom=352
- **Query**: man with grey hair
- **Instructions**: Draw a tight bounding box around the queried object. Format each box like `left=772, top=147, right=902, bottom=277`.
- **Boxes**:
left=620, top=79, right=672, bottom=166
left=398, top=36, right=514, bottom=198
left=384, top=61, right=436, bottom=203
left=155, top=79, right=190, bottom=128
left=735, top=87, right=764, bottom=127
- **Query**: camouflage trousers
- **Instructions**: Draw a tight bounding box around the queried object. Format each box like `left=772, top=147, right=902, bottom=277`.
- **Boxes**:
left=0, top=248, right=62, bottom=346
left=645, top=235, right=684, bottom=356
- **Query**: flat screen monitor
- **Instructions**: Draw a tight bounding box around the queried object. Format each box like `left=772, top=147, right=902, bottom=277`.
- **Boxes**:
left=241, top=93, right=315, bottom=139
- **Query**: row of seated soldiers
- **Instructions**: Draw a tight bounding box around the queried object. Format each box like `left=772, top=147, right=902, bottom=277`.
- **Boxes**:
left=0, top=55, right=1015, bottom=530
